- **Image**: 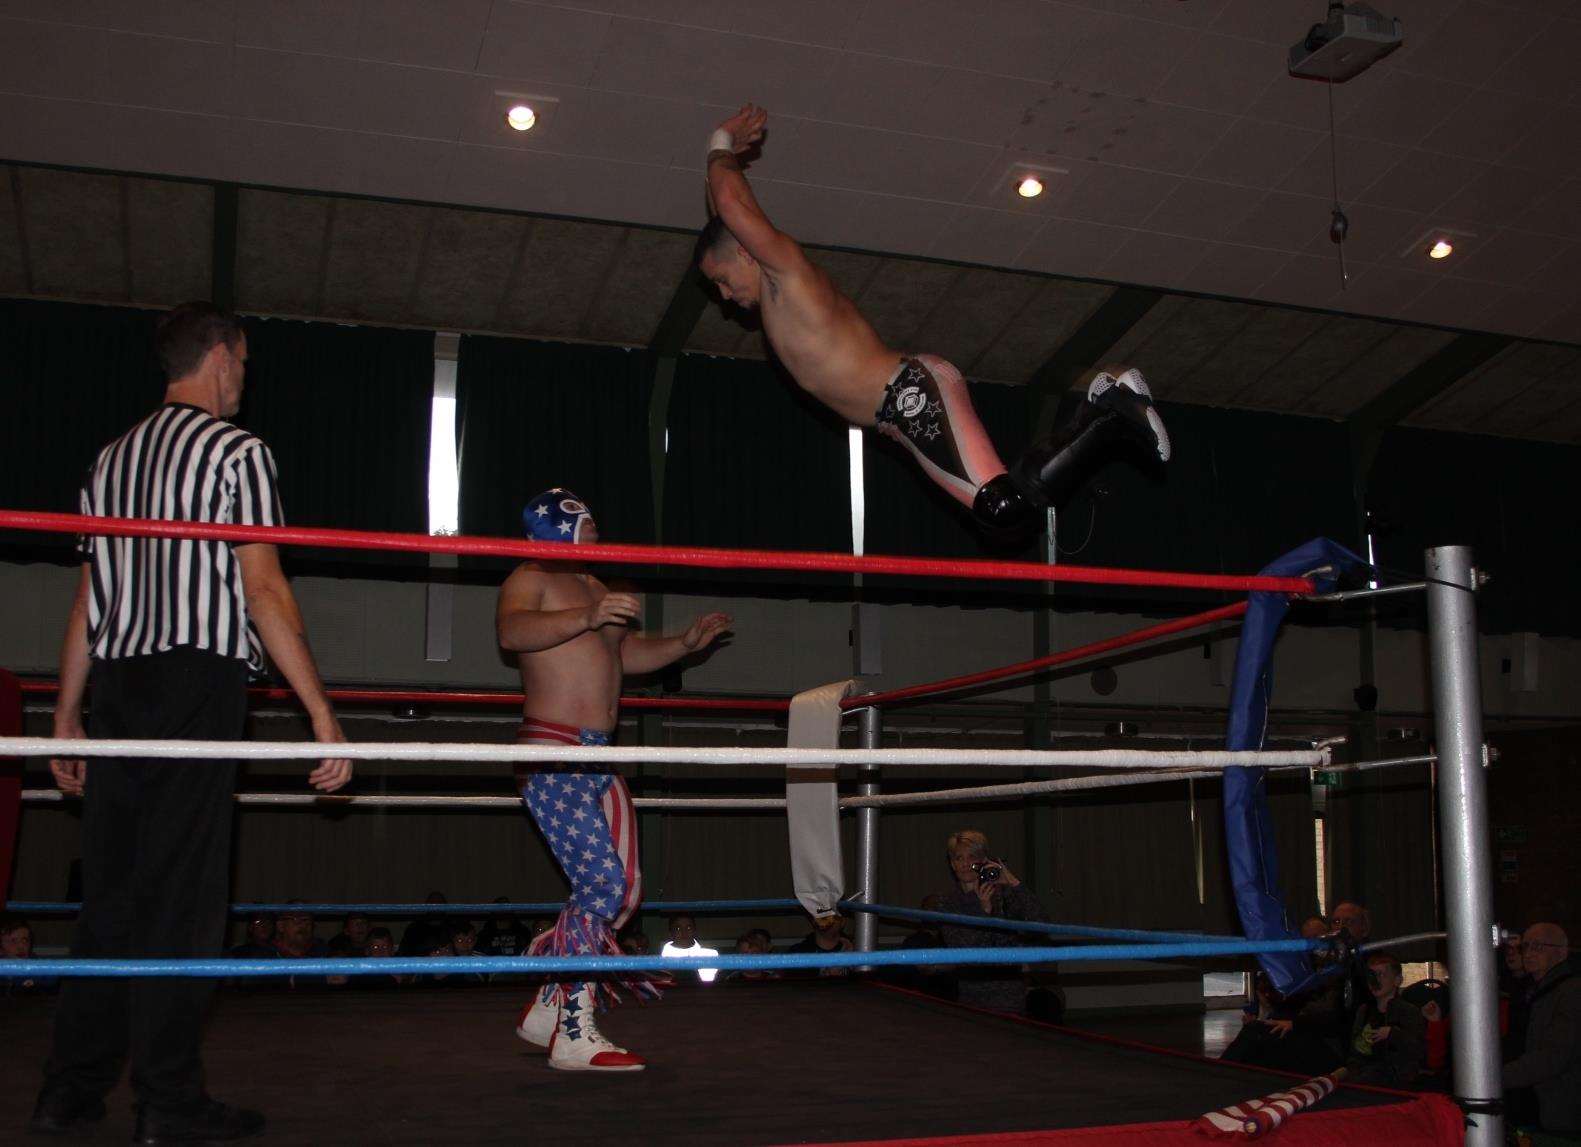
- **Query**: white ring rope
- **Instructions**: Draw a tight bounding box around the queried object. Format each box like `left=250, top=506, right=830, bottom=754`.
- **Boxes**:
left=16, top=752, right=1432, bottom=813
left=0, top=736, right=1330, bottom=770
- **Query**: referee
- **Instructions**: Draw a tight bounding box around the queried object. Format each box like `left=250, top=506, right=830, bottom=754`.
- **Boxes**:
left=30, top=302, right=351, bottom=1143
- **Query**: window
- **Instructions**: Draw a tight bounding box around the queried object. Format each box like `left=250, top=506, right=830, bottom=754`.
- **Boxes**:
left=427, top=358, right=459, bottom=536
left=1403, top=961, right=1447, bottom=988
left=848, top=426, right=865, bottom=555
left=1314, top=813, right=1329, bottom=917
left=1204, top=971, right=1249, bottom=1002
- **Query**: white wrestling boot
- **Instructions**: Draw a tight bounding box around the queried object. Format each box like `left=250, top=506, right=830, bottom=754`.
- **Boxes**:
left=1097, top=368, right=1171, bottom=462
left=546, top=985, right=646, bottom=1072
left=514, top=983, right=559, bottom=1049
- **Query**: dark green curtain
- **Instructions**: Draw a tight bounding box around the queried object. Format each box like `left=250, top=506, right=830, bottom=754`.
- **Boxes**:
left=457, top=336, right=655, bottom=555
left=0, top=300, right=165, bottom=555
left=1047, top=401, right=1357, bottom=613
left=1369, top=427, right=1581, bottom=636
left=1325, top=763, right=1438, bottom=939
left=662, top=353, right=850, bottom=554
left=238, top=316, right=433, bottom=569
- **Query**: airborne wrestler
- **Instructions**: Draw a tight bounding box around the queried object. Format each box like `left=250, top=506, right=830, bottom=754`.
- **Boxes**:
left=697, top=103, right=1171, bottom=535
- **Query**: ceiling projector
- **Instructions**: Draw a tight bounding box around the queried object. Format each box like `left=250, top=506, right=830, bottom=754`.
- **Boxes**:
left=1288, top=2, right=1402, bottom=82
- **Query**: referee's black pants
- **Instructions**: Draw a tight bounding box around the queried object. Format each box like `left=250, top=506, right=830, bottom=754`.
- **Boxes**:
left=45, top=649, right=246, bottom=1111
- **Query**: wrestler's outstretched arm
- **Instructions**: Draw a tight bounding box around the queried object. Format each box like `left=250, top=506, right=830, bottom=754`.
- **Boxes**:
left=706, top=103, right=803, bottom=275
left=621, top=611, right=732, bottom=675
left=496, top=564, right=640, bottom=652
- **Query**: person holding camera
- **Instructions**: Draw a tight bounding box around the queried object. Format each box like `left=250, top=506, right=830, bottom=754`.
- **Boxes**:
left=935, top=830, right=1051, bottom=1014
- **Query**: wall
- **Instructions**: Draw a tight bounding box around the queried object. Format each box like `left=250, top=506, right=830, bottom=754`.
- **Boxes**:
left=5, top=559, right=1580, bottom=717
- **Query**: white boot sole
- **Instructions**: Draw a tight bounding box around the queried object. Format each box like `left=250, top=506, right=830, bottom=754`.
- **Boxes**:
left=547, top=1057, right=646, bottom=1073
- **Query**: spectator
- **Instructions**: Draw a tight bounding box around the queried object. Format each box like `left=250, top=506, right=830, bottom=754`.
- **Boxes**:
left=444, top=922, right=488, bottom=986
left=1503, top=923, right=1580, bottom=1133
left=1502, top=932, right=1533, bottom=1053
left=660, top=915, right=721, bottom=983
left=723, top=930, right=781, bottom=982
left=360, top=928, right=406, bottom=989
left=1221, top=969, right=1344, bottom=1076
left=327, top=913, right=370, bottom=957
left=1345, top=950, right=1425, bottom=1088
left=414, top=939, right=459, bottom=987
left=936, top=829, right=1049, bottom=1013
left=530, top=918, right=553, bottom=944
left=272, top=905, right=331, bottom=991
left=881, top=895, right=957, bottom=1000
left=1330, top=901, right=1374, bottom=1010
left=618, top=928, right=651, bottom=956
left=785, top=913, right=854, bottom=978
left=398, top=892, right=453, bottom=958
left=746, top=927, right=773, bottom=951
left=1330, top=901, right=1371, bottom=943
left=476, top=897, right=527, bottom=957
left=2, top=916, right=56, bottom=995
left=273, top=906, right=329, bottom=960
left=227, top=912, right=277, bottom=959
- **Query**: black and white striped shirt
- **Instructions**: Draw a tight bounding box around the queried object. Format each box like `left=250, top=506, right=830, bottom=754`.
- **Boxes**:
left=78, top=403, right=283, bottom=672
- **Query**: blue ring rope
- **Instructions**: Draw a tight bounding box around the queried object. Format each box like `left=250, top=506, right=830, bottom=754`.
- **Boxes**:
left=0, top=938, right=1324, bottom=979
left=836, top=901, right=1224, bottom=944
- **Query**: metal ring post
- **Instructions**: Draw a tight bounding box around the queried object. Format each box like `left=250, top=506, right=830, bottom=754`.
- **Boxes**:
left=854, top=705, right=882, bottom=956
left=1425, top=546, right=1502, bottom=1146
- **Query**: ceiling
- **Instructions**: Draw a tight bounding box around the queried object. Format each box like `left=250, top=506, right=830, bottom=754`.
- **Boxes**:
left=1, top=1, right=1580, bottom=440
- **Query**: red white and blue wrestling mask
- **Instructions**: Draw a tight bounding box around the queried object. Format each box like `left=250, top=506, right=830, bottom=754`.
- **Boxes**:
left=523, top=488, right=596, bottom=544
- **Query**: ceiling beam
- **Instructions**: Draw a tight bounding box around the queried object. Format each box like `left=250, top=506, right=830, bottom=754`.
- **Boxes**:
left=211, top=182, right=238, bottom=312
left=1347, top=330, right=1513, bottom=482
left=1025, top=284, right=1163, bottom=434
left=647, top=264, right=711, bottom=359
left=645, top=264, right=712, bottom=545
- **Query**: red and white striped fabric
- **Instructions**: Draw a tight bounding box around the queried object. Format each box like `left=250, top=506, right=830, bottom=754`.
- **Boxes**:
left=601, top=771, right=641, bottom=929
left=1193, top=1071, right=1343, bottom=1139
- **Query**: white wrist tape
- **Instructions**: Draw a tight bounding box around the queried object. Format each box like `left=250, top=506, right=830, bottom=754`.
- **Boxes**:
left=707, top=128, right=733, bottom=158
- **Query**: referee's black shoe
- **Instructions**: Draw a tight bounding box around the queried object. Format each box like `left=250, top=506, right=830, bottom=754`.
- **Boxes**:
left=134, top=1098, right=265, bottom=1144
left=27, top=1084, right=106, bottom=1135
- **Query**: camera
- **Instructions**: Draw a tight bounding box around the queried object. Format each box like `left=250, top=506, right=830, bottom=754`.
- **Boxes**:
left=972, top=861, right=1003, bottom=884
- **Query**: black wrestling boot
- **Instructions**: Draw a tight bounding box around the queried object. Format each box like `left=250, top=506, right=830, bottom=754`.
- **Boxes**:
left=970, top=474, right=1039, bottom=534
left=133, top=1098, right=265, bottom=1144
left=1009, top=368, right=1170, bottom=508
left=27, top=1084, right=106, bottom=1135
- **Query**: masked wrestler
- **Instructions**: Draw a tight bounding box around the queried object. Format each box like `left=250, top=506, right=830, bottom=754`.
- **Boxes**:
left=498, top=489, right=731, bottom=1071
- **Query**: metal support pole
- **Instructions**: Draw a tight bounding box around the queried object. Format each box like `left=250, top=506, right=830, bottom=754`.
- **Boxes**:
left=854, top=705, right=882, bottom=955
left=1425, top=545, right=1502, bottom=1146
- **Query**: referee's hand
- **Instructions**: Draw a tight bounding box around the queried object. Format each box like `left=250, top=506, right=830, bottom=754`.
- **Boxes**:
left=50, top=713, right=87, bottom=796
left=308, top=711, right=352, bottom=792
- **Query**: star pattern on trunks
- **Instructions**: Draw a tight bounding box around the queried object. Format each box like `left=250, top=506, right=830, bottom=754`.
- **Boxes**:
left=522, top=766, right=632, bottom=931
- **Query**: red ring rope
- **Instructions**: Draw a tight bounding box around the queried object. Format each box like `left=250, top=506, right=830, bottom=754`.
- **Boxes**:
left=852, top=601, right=1249, bottom=709
left=16, top=602, right=1245, bottom=715
left=0, top=511, right=1316, bottom=594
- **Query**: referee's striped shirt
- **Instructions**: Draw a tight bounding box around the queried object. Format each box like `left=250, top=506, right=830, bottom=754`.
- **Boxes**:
left=78, top=402, right=283, bottom=672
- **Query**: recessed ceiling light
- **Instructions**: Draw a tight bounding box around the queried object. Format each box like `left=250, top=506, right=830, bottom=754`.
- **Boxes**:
left=1428, top=239, right=1453, bottom=260
left=505, top=104, right=536, bottom=132
left=1017, top=176, right=1044, bottom=199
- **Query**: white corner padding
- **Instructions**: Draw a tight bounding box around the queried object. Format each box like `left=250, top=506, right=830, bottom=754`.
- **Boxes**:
left=786, top=679, right=856, bottom=920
